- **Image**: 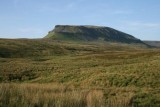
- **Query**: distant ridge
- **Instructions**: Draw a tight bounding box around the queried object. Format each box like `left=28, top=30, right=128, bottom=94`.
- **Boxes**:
left=143, top=41, right=160, bottom=47
left=45, top=25, right=147, bottom=45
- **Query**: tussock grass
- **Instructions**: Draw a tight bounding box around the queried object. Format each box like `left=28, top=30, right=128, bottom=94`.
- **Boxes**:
left=86, top=90, right=105, bottom=107
left=0, top=39, right=160, bottom=106
left=0, top=84, right=159, bottom=107
left=0, top=83, right=106, bottom=107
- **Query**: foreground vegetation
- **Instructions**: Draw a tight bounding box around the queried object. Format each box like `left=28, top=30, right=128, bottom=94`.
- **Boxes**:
left=0, top=39, right=160, bottom=107
left=0, top=83, right=105, bottom=107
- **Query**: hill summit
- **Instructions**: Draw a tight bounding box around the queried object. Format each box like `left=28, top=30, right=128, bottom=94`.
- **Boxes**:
left=45, top=25, right=144, bottom=44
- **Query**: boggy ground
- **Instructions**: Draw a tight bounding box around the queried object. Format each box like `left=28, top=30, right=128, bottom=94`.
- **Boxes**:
left=0, top=39, right=160, bottom=107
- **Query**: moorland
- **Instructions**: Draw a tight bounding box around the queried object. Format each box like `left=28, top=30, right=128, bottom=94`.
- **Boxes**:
left=0, top=25, right=160, bottom=107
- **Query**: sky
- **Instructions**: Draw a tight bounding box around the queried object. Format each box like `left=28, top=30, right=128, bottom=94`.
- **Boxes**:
left=0, top=0, right=160, bottom=40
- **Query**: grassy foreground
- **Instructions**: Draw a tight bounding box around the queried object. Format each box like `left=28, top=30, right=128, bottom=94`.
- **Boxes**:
left=0, top=39, right=160, bottom=107
left=0, top=83, right=105, bottom=107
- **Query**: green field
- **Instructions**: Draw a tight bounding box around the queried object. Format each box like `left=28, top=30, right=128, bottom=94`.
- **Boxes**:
left=0, top=39, right=160, bottom=107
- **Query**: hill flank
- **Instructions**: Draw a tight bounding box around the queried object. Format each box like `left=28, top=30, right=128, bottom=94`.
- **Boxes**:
left=46, top=25, right=146, bottom=45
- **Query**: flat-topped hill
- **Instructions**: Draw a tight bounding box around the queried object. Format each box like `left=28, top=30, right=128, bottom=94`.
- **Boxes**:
left=45, top=25, right=146, bottom=44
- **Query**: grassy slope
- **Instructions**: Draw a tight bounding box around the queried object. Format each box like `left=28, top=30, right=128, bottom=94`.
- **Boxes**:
left=46, top=25, right=145, bottom=44
left=0, top=38, right=160, bottom=107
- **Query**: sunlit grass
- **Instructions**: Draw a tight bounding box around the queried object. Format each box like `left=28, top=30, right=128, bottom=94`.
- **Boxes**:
left=0, top=83, right=105, bottom=107
left=0, top=39, right=160, bottom=106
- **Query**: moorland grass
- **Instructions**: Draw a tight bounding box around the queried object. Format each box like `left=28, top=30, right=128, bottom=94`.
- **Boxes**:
left=0, top=39, right=160, bottom=107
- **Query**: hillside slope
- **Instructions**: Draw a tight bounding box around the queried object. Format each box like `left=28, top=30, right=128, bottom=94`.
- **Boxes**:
left=0, top=40, right=160, bottom=106
left=46, top=25, right=146, bottom=45
left=0, top=26, right=159, bottom=106
left=0, top=38, right=160, bottom=106
left=0, top=38, right=149, bottom=58
left=144, top=41, right=160, bottom=47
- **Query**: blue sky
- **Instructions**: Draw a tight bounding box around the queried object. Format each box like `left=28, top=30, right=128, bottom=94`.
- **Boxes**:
left=0, top=0, right=160, bottom=40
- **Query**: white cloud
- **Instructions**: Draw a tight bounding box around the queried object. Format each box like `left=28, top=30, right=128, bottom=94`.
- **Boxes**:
left=114, top=21, right=160, bottom=40
left=17, top=28, right=45, bottom=34
left=127, top=22, right=160, bottom=28
left=13, top=0, right=19, bottom=7
left=67, top=2, right=76, bottom=9
left=112, top=10, right=132, bottom=15
left=122, top=21, right=160, bottom=29
left=38, top=6, right=55, bottom=12
left=38, top=2, right=77, bottom=13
